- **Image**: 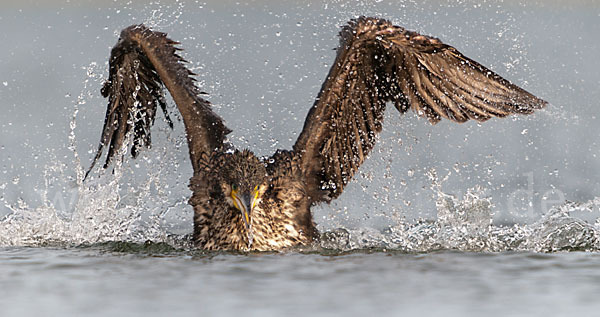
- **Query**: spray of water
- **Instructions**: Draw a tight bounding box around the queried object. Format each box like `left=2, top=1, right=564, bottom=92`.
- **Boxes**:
left=1, top=2, right=598, bottom=253
left=320, top=171, right=600, bottom=253
left=2, top=107, right=599, bottom=252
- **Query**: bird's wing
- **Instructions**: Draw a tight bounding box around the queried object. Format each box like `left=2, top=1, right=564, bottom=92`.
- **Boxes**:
left=87, top=25, right=230, bottom=178
left=292, top=17, right=546, bottom=203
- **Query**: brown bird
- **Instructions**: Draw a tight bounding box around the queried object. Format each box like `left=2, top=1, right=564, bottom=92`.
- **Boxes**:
left=86, top=17, right=546, bottom=251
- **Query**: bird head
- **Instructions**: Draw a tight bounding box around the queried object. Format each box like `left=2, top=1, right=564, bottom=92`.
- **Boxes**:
left=220, top=150, right=267, bottom=248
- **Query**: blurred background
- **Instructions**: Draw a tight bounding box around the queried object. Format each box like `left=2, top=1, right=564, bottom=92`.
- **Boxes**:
left=0, top=0, right=598, bottom=234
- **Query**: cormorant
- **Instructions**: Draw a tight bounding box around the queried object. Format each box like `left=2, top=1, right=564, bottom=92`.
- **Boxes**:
left=86, top=17, right=546, bottom=251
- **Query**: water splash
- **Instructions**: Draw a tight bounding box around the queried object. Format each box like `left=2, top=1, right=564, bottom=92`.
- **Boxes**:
left=2, top=139, right=599, bottom=252
left=0, top=61, right=190, bottom=248
left=320, top=187, right=600, bottom=253
left=0, top=4, right=596, bottom=252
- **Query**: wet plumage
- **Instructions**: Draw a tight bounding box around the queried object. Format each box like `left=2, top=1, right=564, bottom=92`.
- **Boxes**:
left=87, top=17, right=546, bottom=251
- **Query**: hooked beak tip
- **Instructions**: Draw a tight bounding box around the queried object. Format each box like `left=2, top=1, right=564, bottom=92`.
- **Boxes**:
left=234, top=192, right=254, bottom=248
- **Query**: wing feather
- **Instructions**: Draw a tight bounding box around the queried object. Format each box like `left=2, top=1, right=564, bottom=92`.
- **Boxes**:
left=86, top=25, right=230, bottom=178
left=292, top=17, right=547, bottom=203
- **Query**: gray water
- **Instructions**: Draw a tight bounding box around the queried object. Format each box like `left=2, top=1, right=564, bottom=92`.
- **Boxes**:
left=1, top=0, right=600, bottom=316
left=3, top=247, right=600, bottom=317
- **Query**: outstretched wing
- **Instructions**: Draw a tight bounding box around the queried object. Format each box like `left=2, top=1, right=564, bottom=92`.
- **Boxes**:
left=86, top=25, right=230, bottom=178
left=293, top=17, right=547, bottom=203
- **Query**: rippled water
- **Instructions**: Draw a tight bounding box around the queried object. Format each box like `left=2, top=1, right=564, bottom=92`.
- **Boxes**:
left=2, top=160, right=600, bottom=315
left=3, top=247, right=600, bottom=316
left=1, top=0, right=600, bottom=315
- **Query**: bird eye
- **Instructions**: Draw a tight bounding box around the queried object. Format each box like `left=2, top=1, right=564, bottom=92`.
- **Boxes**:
left=232, top=184, right=238, bottom=191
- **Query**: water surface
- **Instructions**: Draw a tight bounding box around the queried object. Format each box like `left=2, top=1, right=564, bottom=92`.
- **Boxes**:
left=1, top=0, right=599, bottom=316
left=3, top=246, right=600, bottom=316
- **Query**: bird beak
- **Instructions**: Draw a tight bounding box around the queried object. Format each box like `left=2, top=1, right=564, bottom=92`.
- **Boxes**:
left=231, top=191, right=254, bottom=248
